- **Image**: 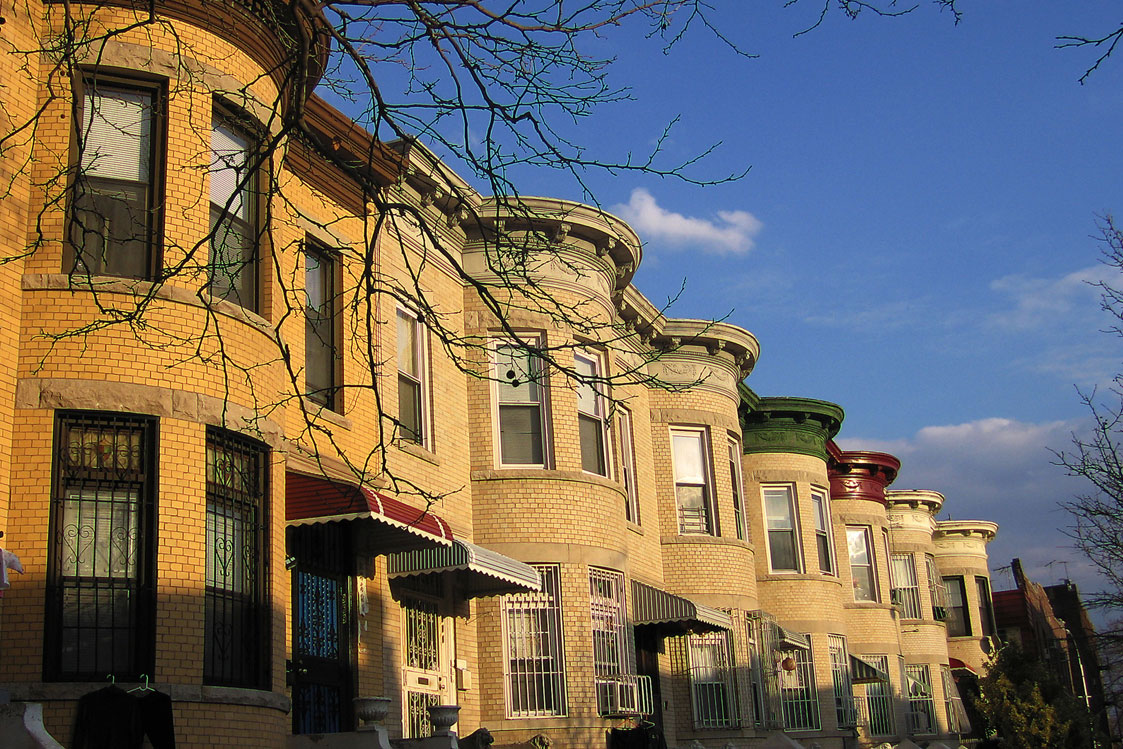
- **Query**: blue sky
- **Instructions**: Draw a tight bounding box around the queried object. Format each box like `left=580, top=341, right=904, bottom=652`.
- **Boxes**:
left=552, top=2, right=1122, bottom=608
left=350, top=3, right=1123, bottom=611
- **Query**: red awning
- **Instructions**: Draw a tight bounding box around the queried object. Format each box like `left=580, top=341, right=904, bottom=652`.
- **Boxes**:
left=286, top=472, right=453, bottom=551
left=948, top=657, right=978, bottom=675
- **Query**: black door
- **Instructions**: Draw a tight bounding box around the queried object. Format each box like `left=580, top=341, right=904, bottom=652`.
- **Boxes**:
left=634, top=628, right=665, bottom=732
left=289, top=524, right=354, bottom=734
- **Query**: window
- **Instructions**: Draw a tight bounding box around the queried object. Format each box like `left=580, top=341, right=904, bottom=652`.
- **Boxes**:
left=941, top=664, right=970, bottom=734
left=925, top=554, right=948, bottom=620
left=905, top=664, right=937, bottom=735
left=847, top=526, right=878, bottom=602
left=618, top=408, right=639, bottom=523
left=46, top=413, right=156, bottom=680
left=209, top=108, right=260, bottom=310
left=943, top=576, right=970, bottom=637
left=688, top=631, right=737, bottom=729
left=493, top=339, right=547, bottom=466
left=69, top=77, right=161, bottom=278
left=729, top=438, right=747, bottom=540
left=828, top=635, right=856, bottom=728
left=763, top=485, right=800, bottom=572
left=574, top=351, right=609, bottom=475
left=976, top=576, right=996, bottom=637
left=671, top=428, right=713, bottom=535
left=779, top=642, right=820, bottom=731
left=860, top=655, right=894, bottom=737
left=503, top=565, right=567, bottom=717
left=397, top=307, right=428, bottom=444
left=305, top=245, right=339, bottom=410
left=205, top=427, right=268, bottom=687
left=589, top=568, right=635, bottom=715
left=811, top=489, right=833, bottom=574
left=745, top=611, right=782, bottom=730
left=890, top=553, right=923, bottom=619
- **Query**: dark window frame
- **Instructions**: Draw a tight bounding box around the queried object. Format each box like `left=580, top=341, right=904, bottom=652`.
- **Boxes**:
left=66, top=71, right=166, bottom=280
left=205, top=426, right=270, bottom=688
left=45, top=411, right=158, bottom=681
left=304, top=241, right=341, bottom=411
left=209, top=102, right=264, bottom=312
left=943, top=575, right=971, bottom=637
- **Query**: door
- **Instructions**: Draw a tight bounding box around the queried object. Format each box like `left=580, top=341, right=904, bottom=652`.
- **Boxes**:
left=398, top=575, right=453, bottom=737
left=289, top=524, right=354, bottom=734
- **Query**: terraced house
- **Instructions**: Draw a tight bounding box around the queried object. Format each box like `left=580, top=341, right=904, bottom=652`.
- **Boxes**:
left=0, top=0, right=1000, bottom=745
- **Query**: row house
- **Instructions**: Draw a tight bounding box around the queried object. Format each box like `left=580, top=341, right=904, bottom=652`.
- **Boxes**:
left=0, top=0, right=1000, bottom=745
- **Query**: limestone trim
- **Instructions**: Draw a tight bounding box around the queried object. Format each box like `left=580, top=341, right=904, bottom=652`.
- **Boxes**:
left=0, top=682, right=291, bottom=712
left=23, top=274, right=278, bottom=340
left=649, top=407, right=739, bottom=433
left=396, top=439, right=442, bottom=466
left=659, top=534, right=754, bottom=552
left=70, top=41, right=282, bottom=136
left=746, top=469, right=826, bottom=484
left=16, top=378, right=285, bottom=448
left=471, top=468, right=626, bottom=497
left=474, top=542, right=628, bottom=571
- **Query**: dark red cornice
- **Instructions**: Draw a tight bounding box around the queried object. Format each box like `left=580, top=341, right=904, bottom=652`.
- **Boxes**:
left=828, top=449, right=901, bottom=505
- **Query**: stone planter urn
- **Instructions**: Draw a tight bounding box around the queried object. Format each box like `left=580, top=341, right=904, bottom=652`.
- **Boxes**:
left=426, top=704, right=461, bottom=736
left=353, top=696, right=392, bottom=729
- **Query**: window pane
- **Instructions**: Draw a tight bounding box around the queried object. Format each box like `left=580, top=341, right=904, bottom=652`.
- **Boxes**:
left=769, top=530, right=798, bottom=571
left=80, top=87, right=151, bottom=182
left=579, top=414, right=605, bottom=474
left=672, top=432, right=704, bottom=482
left=574, top=355, right=599, bottom=416
left=496, top=345, right=539, bottom=403
left=211, top=121, right=250, bottom=219
left=499, top=405, right=543, bottom=464
left=397, top=311, right=419, bottom=377
left=764, top=488, right=793, bottom=530
left=399, top=377, right=422, bottom=443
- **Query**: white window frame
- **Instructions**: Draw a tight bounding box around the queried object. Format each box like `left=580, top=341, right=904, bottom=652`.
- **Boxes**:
left=905, top=664, right=937, bottom=736
left=728, top=437, right=747, bottom=541
left=617, top=407, right=640, bottom=524
left=828, top=634, right=856, bottom=729
left=762, top=484, right=802, bottom=573
left=811, top=488, right=834, bottom=575
left=396, top=305, right=429, bottom=446
left=491, top=335, right=550, bottom=468
left=574, top=350, right=610, bottom=477
left=670, top=427, right=714, bottom=535
left=502, top=564, right=568, bottom=718
left=847, top=525, right=879, bottom=602
left=687, top=630, right=738, bottom=729
left=890, top=553, right=923, bottom=619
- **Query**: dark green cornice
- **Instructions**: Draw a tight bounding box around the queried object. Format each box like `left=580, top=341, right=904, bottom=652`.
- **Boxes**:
left=739, top=385, right=844, bottom=460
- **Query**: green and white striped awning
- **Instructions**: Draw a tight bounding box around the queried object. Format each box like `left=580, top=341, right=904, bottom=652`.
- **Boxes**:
left=850, top=654, right=890, bottom=684
left=775, top=625, right=811, bottom=651
left=630, top=580, right=733, bottom=633
left=388, top=539, right=542, bottom=598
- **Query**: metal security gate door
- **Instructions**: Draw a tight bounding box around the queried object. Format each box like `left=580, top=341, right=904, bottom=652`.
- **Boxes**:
left=400, top=576, right=452, bottom=738
left=290, top=524, right=354, bottom=734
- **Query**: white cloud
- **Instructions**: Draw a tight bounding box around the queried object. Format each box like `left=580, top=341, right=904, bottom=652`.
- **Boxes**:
left=612, top=188, right=762, bottom=255
left=988, top=264, right=1114, bottom=332
left=839, top=416, right=1111, bottom=609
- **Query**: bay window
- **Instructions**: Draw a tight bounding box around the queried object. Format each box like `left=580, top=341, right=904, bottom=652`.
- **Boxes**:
left=493, top=338, right=547, bottom=466
left=304, top=245, right=339, bottom=410
left=763, top=485, right=800, bottom=571
left=811, top=489, right=833, bottom=574
left=847, top=526, right=878, bottom=602
left=209, top=108, right=260, bottom=310
left=575, top=351, right=608, bottom=475
left=671, top=428, right=713, bottom=535
left=69, top=77, right=161, bottom=278
left=503, top=565, right=567, bottom=717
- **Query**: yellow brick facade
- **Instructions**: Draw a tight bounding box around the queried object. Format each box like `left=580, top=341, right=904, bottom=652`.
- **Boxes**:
left=0, top=0, right=1000, bottom=747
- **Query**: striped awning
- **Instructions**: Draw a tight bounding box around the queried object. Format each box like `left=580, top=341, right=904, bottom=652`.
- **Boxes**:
left=630, top=580, right=733, bottom=633
left=387, top=540, right=542, bottom=598
left=775, top=625, right=811, bottom=651
left=286, top=472, right=453, bottom=552
left=850, top=654, right=890, bottom=684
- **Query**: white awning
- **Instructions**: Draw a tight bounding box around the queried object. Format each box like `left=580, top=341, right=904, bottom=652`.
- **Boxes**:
left=388, top=539, right=542, bottom=598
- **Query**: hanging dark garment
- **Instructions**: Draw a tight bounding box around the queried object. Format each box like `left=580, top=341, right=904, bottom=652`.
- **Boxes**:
left=137, top=690, right=176, bottom=748
left=73, top=685, right=176, bottom=749
left=72, top=685, right=143, bottom=749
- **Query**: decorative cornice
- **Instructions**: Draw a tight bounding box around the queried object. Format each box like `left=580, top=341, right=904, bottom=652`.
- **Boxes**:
left=739, top=387, right=845, bottom=461
left=934, top=520, right=998, bottom=543
left=828, top=449, right=901, bottom=504
left=885, top=489, right=945, bottom=515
